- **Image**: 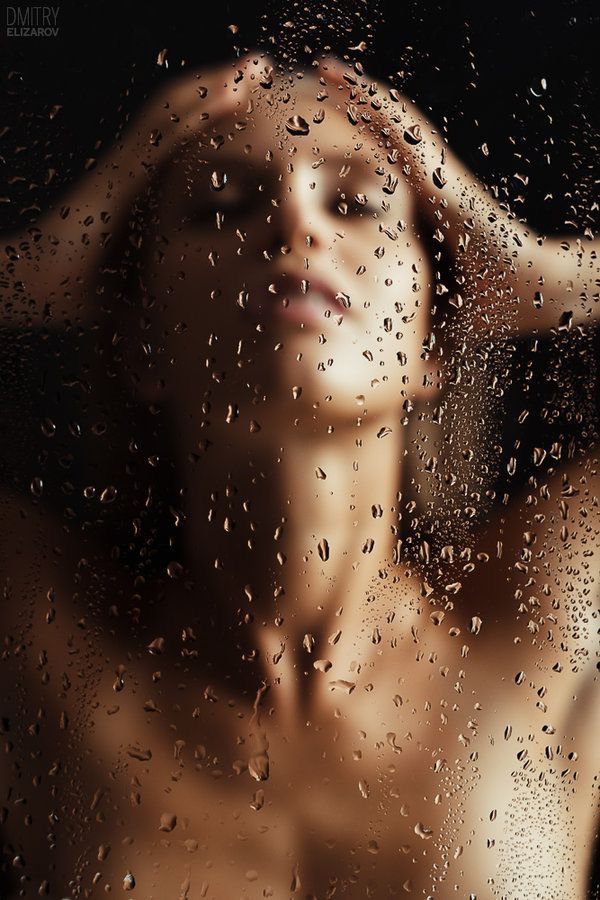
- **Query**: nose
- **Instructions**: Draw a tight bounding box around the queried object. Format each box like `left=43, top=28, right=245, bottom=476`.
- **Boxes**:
left=268, top=161, right=332, bottom=257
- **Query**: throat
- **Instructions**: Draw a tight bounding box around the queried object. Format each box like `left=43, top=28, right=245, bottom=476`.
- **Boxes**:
left=178, top=414, right=403, bottom=644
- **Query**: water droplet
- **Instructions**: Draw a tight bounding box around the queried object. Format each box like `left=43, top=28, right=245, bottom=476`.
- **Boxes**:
left=313, top=659, right=332, bottom=672
left=167, top=560, right=183, bottom=578
left=285, top=115, right=310, bottom=136
left=318, top=538, right=330, bottom=561
left=432, top=167, right=447, bottom=188
left=210, top=170, right=228, bottom=191
left=30, top=476, right=43, bottom=497
left=529, top=77, right=547, bottom=98
left=469, top=616, right=483, bottom=635
left=403, top=125, right=422, bottom=144
left=40, top=418, right=56, bottom=437
left=159, top=812, right=177, bottom=832
left=248, top=752, right=270, bottom=781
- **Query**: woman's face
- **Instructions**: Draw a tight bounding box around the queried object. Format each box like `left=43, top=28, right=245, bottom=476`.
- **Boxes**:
left=142, top=75, right=432, bottom=425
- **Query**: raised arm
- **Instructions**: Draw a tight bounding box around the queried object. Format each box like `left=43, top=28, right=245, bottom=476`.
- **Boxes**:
left=1, top=58, right=261, bottom=327
left=321, top=60, right=599, bottom=338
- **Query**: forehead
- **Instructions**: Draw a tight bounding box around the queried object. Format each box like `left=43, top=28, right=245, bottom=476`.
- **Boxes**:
left=196, top=79, right=380, bottom=172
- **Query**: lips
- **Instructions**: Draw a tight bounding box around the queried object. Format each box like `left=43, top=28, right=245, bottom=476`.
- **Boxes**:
left=246, top=272, right=350, bottom=327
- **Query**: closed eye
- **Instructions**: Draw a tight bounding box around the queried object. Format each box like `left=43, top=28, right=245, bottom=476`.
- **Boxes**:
left=183, top=177, right=266, bottom=225
left=335, top=189, right=380, bottom=218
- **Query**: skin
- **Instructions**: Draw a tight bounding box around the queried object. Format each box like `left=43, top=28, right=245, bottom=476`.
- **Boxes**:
left=0, top=56, right=598, bottom=898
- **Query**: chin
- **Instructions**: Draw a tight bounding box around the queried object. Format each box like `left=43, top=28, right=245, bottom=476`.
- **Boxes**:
left=260, top=352, right=402, bottom=425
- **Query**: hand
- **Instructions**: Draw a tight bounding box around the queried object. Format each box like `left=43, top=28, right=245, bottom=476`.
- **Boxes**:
left=319, top=59, right=599, bottom=339
left=2, top=55, right=268, bottom=327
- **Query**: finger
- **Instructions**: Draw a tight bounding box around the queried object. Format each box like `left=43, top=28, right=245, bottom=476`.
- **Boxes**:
left=122, top=65, right=250, bottom=169
left=317, top=59, right=539, bottom=337
left=2, top=58, right=268, bottom=329
left=318, top=58, right=520, bottom=250
left=318, top=59, right=474, bottom=218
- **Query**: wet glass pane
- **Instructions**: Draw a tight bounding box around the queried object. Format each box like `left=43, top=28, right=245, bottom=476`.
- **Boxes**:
left=1, top=2, right=599, bottom=897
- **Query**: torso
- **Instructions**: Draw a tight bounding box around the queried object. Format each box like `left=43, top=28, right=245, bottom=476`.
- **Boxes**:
left=1, top=461, right=598, bottom=898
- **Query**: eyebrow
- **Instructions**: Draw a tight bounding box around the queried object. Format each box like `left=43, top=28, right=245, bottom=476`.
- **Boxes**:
left=191, top=149, right=376, bottom=180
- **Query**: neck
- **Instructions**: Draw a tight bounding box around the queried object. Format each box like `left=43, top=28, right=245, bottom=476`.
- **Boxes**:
left=176, top=406, right=403, bottom=642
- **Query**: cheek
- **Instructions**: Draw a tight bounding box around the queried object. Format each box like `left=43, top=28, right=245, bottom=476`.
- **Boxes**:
left=144, top=235, right=252, bottom=334
left=357, top=245, right=430, bottom=362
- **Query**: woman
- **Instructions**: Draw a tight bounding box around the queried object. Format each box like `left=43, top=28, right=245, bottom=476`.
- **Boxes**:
left=1, top=55, right=598, bottom=898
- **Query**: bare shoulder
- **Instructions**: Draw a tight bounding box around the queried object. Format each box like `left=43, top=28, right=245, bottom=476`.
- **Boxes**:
left=478, top=456, right=599, bottom=637
left=489, top=456, right=599, bottom=741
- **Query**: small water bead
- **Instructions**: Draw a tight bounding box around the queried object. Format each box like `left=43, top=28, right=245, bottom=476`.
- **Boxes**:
left=210, top=170, right=227, bottom=191
left=40, top=418, right=56, bottom=437
left=529, top=77, right=548, bottom=97
left=30, top=476, right=43, bottom=497
left=159, top=812, right=177, bottom=832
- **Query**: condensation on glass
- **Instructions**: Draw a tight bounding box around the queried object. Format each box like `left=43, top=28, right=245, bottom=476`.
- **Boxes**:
left=0, top=11, right=598, bottom=900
